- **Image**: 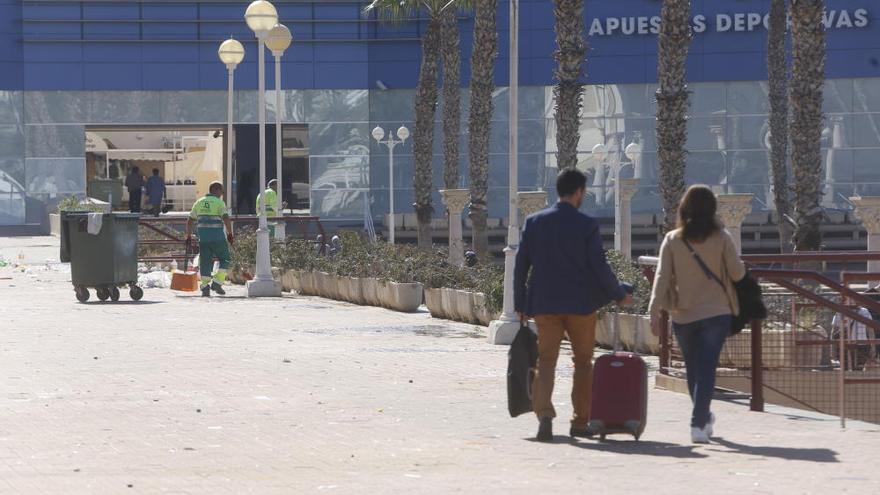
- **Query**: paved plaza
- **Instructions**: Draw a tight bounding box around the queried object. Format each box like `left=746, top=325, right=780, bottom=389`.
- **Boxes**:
left=0, top=237, right=878, bottom=494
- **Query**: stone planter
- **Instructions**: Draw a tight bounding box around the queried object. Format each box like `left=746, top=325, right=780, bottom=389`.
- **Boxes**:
left=377, top=280, right=394, bottom=309
left=425, top=288, right=445, bottom=318
left=473, top=292, right=496, bottom=326
left=386, top=282, right=423, bottom=313
left=289, top=270, right=303, bottom=293
left=280, top=271, right=296, bottom=292
left=441, top=288, right=458, bottom=320
left=348, top=277, right=365, bottom=305
left=49, top=213, right=61, bottom=237
left=329, top=274, right=343, bottom=300
left=454, top=290, right=476, bottom=324
left=596, top=312, right=657, bottom=354
left=422, top=288, right=495, bottom=326
left=299, top=271, right=316, bottom=295
left=314, top=272, right=333, bottom=298
left=362, top=278, right=380, bottom=306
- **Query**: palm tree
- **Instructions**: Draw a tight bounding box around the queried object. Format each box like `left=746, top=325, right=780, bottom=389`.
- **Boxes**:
left=441, top=6, right=461, bottom=191
left=655, top=0, right=692, bottom=231
left=789, top=0, right=826, bottom=252
left=467, top=0, right=498, bottom=257
left=767, top=0, right=793, bottom=252
left=364, top=0, right=451, bottom=249
left=552, top=0, right=586, bottom=171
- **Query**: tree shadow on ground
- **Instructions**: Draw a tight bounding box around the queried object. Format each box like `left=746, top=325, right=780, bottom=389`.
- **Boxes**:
left=525, top=437, right=708, bottom=459
left=709, top=437, right=839, bottom=463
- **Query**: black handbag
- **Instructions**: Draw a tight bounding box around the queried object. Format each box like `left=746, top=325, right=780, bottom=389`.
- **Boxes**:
left=682, top=239, right=767, bottom=335
left=507, top=322, right=538, bottom=417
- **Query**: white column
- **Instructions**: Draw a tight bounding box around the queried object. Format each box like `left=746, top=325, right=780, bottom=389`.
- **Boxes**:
left=614, top=178, right=639, bottom=260
left=851, top=197, right=880, bottom=274
left=716, top=193, right=754, bottom=254
left=247, top=33, right=282, bottom=297
left=440, top=189, right=469, bottom=266
left=487, top=0, right=520, bottom=345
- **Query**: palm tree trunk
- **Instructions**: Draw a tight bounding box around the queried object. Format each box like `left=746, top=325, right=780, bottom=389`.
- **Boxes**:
left=655, top=0, right=692, bottom=232
left=467, top=0, right=498, bottom=257
left=789, top=0, right=826, bottom=252
left=768, top=0, right=794, bottom=253
left=552, top=0, right=586, bottom=171
left=414, top=17, right=441, bottom=250
left=441, top=6, right=461, bottom=190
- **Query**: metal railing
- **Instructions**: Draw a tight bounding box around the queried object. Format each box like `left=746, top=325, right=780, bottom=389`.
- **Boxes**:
left=639, top=251, right=880, bottom=426
left=137, top=214, right=325, bottom=263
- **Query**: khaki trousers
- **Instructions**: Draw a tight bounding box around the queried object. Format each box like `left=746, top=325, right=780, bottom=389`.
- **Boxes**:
left=532, top=313, right=597, bottom=428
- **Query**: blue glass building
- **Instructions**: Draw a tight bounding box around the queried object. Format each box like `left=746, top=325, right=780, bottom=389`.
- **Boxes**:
left=0, top=0, right=879, bottom=235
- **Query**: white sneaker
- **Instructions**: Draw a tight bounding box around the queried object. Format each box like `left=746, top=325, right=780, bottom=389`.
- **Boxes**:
left=691, top=427, right=710, bottom=444
left=704, top=412, right=716, bottom=438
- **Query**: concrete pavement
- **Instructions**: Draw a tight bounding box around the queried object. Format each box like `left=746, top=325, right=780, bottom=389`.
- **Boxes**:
left=0, top=236, right=878, bottom=494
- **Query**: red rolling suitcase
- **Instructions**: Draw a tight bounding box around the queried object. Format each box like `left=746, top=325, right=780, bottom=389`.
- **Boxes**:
left=587, top=351, right=648, bottom=440
left=586, top=304, right=648, bottom=441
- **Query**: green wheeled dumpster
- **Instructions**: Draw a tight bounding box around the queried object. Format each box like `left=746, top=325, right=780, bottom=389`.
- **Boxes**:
left=60, top=212, right=143, bottom=303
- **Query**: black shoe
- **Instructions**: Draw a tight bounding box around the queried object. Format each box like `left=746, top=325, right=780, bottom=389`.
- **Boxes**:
left=570, top=425, right=593, bottom=439
left=201, top=285, right=211, bottom=297
left=536, top=417, right=553, bottom=442
left=211, top=281, right=226, bottom=295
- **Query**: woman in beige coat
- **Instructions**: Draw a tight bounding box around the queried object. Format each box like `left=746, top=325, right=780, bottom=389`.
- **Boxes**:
left=648, top=185, right=747, bottom=444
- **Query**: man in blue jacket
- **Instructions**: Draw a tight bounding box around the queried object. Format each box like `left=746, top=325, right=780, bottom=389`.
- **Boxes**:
left=514, top=168, right=632, bottom=442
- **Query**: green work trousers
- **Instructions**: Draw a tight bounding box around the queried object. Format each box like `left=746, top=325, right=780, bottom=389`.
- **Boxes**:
left=199, top=240, right=230, bottom=278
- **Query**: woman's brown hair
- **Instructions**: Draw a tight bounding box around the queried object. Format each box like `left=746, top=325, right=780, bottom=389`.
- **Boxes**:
left=676, top=185, right=721, bottom=242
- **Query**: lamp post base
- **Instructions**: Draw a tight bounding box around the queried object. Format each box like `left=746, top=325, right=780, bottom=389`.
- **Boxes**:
left=246, top=278, right=283, bottom=298
left=487, top=317, right=521, bottom=345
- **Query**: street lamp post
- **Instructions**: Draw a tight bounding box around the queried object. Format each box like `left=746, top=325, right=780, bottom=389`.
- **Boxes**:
left=218, top=38, right=245, bottom=213
left=371, top=125, right=409, bottom=244
left=267, top=23, right=292, bottom=240
left=487, top=0, right=520, bottom=344
left=245, top=0, right=282, bottom=298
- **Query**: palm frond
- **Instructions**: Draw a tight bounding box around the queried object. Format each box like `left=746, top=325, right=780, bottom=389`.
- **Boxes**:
left=362, top=0, right=419, bottom=24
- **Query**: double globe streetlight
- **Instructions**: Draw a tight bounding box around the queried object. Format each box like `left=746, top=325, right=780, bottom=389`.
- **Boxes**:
left=371, top=125, right=410, bottom=244
left=242, top=0, right=287, bottom=297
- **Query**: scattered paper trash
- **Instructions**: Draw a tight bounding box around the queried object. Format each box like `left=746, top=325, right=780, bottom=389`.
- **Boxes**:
left=139, top=271, right=172, bottom=289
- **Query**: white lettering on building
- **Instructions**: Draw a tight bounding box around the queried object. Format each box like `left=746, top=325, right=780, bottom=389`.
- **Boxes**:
left=588, top=9, right=871, bottom=36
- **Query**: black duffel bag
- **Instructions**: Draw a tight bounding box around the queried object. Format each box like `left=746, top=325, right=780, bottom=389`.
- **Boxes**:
left=507, top=322, right=538, bottom=417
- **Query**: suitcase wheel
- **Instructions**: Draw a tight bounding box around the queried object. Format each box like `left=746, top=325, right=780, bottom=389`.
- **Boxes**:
left=624, top=420, right=643, bottom=441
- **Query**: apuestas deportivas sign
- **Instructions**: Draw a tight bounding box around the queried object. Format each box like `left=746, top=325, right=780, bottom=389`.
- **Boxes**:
left=588, top=8, right=870, bottom=36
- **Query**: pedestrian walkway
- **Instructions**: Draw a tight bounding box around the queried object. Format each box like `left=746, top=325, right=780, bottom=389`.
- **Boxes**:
left=0, top=237, right=878, bottom=494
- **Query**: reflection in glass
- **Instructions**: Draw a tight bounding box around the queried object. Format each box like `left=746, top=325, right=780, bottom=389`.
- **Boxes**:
left=0, top=168, right=26, bottom=225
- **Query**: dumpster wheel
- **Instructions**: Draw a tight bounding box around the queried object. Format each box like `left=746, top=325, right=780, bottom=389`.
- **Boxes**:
left=96, top=287, right=110, bottom=301
left=110, top=287, right=120, bottom=302
left=75, top=286, right=89, bottom=303
left=129, top=285, right=143, bottom=301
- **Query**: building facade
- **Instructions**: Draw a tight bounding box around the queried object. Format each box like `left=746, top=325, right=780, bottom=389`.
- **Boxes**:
left=0, top=0, right=879, bottom=234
